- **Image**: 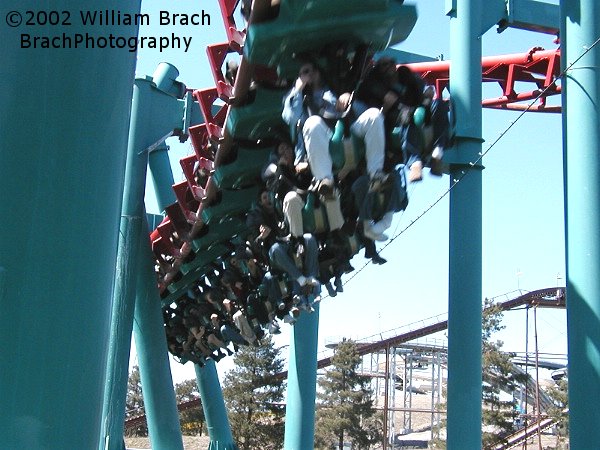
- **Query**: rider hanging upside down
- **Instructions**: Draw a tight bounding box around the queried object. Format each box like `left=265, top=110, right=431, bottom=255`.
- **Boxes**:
left=282, top=56, right=394, bottom=241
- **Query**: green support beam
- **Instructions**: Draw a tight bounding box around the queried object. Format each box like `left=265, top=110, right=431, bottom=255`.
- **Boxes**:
left=561, top=0, right=600, bottom=447
left=134, top=231, right=184, bottom=450
left=100, top=63, right=190, bottom=450
left=194, top=361, right=239, bottom=450
left=0, top=1, right=140, bottom=448
left=283, top=308, right=320, bottom=450
left=446, top=0, right=484, bottom=448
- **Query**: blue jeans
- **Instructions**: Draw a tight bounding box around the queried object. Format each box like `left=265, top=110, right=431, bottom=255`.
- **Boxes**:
left=220, top=324, right=248, bottom=346
left=268, top=234, right=318, bottom=294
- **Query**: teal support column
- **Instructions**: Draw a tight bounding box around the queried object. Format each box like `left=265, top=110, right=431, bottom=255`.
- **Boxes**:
left=0, top=1, right=139, bottom=448
left=284, top=308, right=320, bottom=450
left=194, top=361, right=238, bottom=450
left=133, top=227, right=184, bottom=450
left=149, top=143, right=177, bottom=212
left=447, top=0, right=483, bottom=448
left=144, top=94, right=239, bottom=448
left=100, top=64, right=189, bottom=450
left=561, top=1, right=600, bottom=447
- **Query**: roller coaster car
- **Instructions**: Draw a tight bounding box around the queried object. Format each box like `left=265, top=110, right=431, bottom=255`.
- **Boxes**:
left=225, top=86, right=288, bottom=141
left=191, top=217, right=248, bottom=253
left=200, top=185, right=259, bottom=224
left=244, top=0, right=417, bottom=77
left=166, top=243, right=230, bottom=296
left=211, top=145, right=272, bottom=189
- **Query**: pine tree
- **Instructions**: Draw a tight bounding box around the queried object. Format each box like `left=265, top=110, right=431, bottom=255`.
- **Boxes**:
left=124, top=365, right=148, bottom=437
left=481, top=299, right=528, bottom=448
left=546, top=377, right=569, bottom=447
left=315, top=339, right=381, bottom=450
left=175, top=379, right=205, bottom=435
left=222, top=335, right=286, bottom=450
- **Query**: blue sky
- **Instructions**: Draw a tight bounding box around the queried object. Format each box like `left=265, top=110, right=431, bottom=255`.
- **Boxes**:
left=134, top=0, right=567, bottom=382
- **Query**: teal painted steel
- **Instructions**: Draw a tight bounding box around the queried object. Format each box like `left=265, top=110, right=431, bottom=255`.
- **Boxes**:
left=561, top=1, right=600, bottom=447
left=149, top=143, right=176, bottom=212
left=284, top=307, right=320, bottom=450
left=447, top=0, right=483, bottom=448
left=134, top=233, right=184, bottom=450
left=0, top=0, right=139, bottom=448
left=194, top=361, right=239, bottom=450
left=100, top=65, right=186, bottom=450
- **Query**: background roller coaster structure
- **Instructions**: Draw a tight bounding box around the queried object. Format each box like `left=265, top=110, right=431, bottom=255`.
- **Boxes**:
left=3, top=0, right=600, bottom=449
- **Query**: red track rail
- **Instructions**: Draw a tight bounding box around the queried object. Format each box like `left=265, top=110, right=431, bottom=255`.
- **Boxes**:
left=138, top=287, right=564, bottom=419
left=407, top=47, right=561, bottom=112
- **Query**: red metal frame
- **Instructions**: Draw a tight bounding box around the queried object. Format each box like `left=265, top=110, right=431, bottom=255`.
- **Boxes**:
left=407, top=47, right=561, bottom=112
left=193, top=88, right=228, bottom=141
left=216, top=0, right=246, bottom=51
left=207, top=42, right=236, bottom=100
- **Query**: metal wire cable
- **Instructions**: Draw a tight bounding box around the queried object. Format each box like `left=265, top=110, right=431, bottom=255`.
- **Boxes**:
left=339, top=36, right=600, bottom=290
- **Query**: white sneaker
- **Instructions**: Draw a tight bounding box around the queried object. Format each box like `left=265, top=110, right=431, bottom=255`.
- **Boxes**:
left=364, top=226, right=388, bottom=242
left=283, top=314, right=297, bottom=325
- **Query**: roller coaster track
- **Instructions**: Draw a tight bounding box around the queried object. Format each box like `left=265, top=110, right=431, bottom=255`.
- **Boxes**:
left=274, top=287, right=565, bottom=380
left=127, top=287, right=564, bottom=428
left=493, top=416, right=558, bottom=450
left=149, top=0, right=562, bottom=304
left=125, top=288, right=566, bottom=432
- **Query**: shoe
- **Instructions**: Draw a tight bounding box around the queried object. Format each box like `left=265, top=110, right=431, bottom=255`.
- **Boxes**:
left=298, top=296, right=309, bottom=311
left=408, top=161, right=423, bottom=182
left=371, top=220, right=388, bottom=236
left=268, top=322, right=281, bottom=334
left=318, top=178, right=335, bottom=199
left=371, top=254, right=387, bottom=265
left=369, top=170, right=393, bottom=192
left=277, top=299, right=286, bottom=310
left=295, top=242, right=305, bottom=259
left=334, top=277, right=344, bottom=293
left=363, top=225, right=388, bottom=242
left=296, top=275, right=307, bottom=287
left=306, top=276, right=319, bottom=286
left=303, top=296, right=315, bottom=313
left=342, top=262, right=355, bottom=273
left=283, top=314, right=297, bottom=325
left=307, top=278, right=321, bottom=296
left=325, top=282, right=337, bottom=297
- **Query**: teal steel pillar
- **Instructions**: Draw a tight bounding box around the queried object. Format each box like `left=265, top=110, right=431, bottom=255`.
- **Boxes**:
left=133, top=228, right=184, bottom=450
left=149, top=143, right=177, bottom=212
left=149, top=129, right=237, bottom=450
left=561, top=1, right=600, bottom=447
left=447, top=0, right=483, bottom=448
left=194, top=361, right=238, bottom=449
left=100, top=64, right=187, bottom=450
left=0, top=1, right=139, bottom=448
left=284, top=308, right=320, bottom=449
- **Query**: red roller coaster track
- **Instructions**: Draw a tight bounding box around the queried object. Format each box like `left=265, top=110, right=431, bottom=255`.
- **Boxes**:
left=407, top=46, right=561, bottom=112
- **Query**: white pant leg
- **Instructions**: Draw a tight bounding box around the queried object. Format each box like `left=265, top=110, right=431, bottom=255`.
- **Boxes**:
left=323, top=196, right=344, bottom=231
left=283, top=191, right=305, bottom=237
left=303, top=115, right=334, bottom=180
left=350, top=108, right=385, bottom=177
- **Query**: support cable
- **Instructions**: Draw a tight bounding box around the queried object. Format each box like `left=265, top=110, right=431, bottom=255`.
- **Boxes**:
left=338, top=36, right=600, bottom=290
